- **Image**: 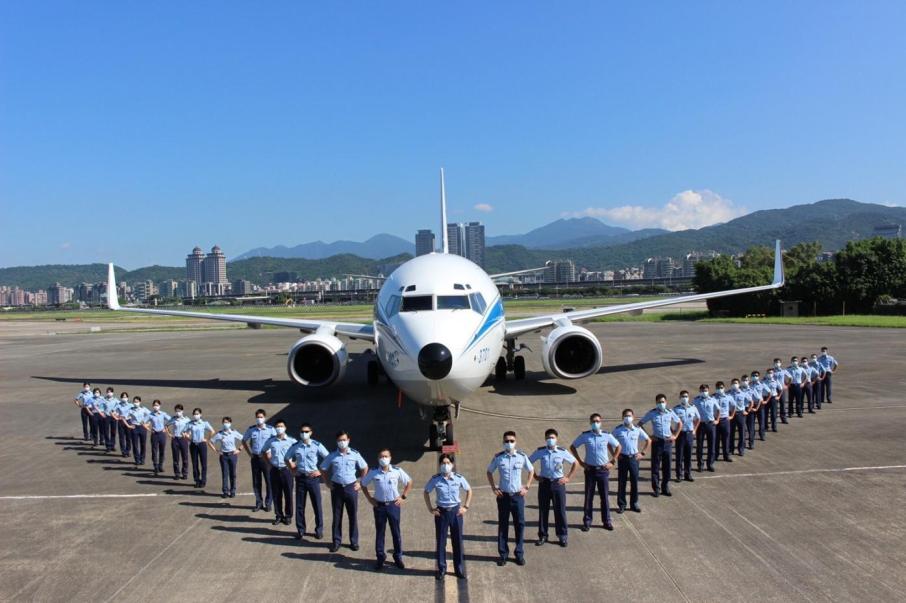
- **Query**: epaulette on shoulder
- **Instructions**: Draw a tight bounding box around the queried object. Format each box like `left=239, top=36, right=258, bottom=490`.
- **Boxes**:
left=432, top=472, right=442, bottom=479
left=349, top=447, right=359, bottom=453
left=536, top=445, right=546, bottom=450
left=454, top=472, right=464, bottom=478
left=494, top=450, right=506, bottom=457
left=556, top=446, right=566, bottom=451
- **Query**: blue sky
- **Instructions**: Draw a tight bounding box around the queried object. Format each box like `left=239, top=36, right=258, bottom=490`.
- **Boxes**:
left=2, top=1, right=905, bottom=269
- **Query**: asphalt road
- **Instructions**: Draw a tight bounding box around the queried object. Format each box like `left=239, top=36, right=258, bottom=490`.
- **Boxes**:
left=1, top=320, right=904, bottom=602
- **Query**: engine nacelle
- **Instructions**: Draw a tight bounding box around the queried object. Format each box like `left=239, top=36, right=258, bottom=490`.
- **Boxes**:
left=287, top=333, right=348, bottom=387
left=541, top=324, right=603, bottom=379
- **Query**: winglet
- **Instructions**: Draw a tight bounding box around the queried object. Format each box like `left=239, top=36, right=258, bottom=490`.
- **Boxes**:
left=107, top=263, right=120, bottom=310
left=773, top=240, right=784, bottom=287
left=440, top=168, right=449, bottom=254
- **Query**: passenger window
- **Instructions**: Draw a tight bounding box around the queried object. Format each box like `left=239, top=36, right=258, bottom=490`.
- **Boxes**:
left=469, top=292, right=487, bottom=315
left=401, top=295, right=433, bottom=312
left=437, top=295, right=470, bottom=310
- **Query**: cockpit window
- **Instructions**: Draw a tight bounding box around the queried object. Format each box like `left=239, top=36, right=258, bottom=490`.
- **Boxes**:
left=401, top=295, right=433, bottom=312
left=384, top=295, right=402, bottom=318
left=437, top=295, right=470, bottom=310
left=469, top=292, right=487, bottom=315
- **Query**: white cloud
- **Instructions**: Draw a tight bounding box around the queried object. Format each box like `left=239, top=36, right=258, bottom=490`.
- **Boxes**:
left=473, top=203, right=494, bottom=213
left=59, top=242, right=71, bottom=249
left=563, top=189, right=745, bottom=231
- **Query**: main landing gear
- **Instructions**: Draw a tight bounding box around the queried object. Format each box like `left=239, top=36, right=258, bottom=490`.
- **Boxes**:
left=495, top=338, right=526, bottom=381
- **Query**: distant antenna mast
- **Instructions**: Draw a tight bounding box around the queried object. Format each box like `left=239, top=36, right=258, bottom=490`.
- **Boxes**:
left=440, top=168, right=449, bottom=254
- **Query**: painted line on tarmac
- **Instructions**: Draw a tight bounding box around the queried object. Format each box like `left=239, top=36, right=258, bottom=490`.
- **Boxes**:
left=0, top=492, right=255, bottom=500
left=696, top=464, right=906, bottom=480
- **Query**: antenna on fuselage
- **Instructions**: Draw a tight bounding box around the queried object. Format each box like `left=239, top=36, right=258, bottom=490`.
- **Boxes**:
left=440, top=168, right=449, bottom=254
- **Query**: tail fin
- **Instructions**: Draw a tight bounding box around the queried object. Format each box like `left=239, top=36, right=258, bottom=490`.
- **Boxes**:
left=772, top=240, right=784, bottom=287
left=440, top=168, right=448, bottom=254
left=106, top=263, right=120, bottom=310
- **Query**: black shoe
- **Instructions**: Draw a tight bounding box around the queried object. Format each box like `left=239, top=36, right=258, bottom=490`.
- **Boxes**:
left=797, top=414, right=803, bottom=418
left=616, top=506, right=625, bottom=514
left=350, top=543, right=359, bottom=551
left=772, top=428, right=778, bottom=432
left=603, top=522, right=614, bottom=531
left=435, top=571, right=444, bottom=581
left=272, top=518, right=282, bottom=526
left=808, top=411, right=816, bottom=414
left=373, top=561, right=384, bottom=571
left=221, top=493, right=228, bottom=499
left=724, top=457, right=733, bottom=463
left=684, top=476, right=694, bottom=482
left=652, top=490, right=660, bottom=498
left=707, top=466, right=715, bottom=472
left=661, top=490, right=672, bottom=497
left=295, top=532, right=303, bottom=540
left=264, top=506, right=271, bottom=513
left=759, top=437, right=766, bottom=441
left=455, top=571, right=467, bottom=580
left=229, top=492, right=236, bottom=498
left=394, top=559, right=405, bottom=570
left=696, top=465, right=703, bottom=472
left=329, top=543, right=340, bottom=553
left=580, top=525, right=590, bottom=532
left=515, top=557, right=525, bottom=566
left=747, top=445, right=754, bottom=450
left=558, top=540, right=567, bottom=547
left=314, top=532, right=323, bottom=540
left=631, top=505, right=642, bottom=513
left=535, top=536, right=547, bottom=546
left=497, top=558, right=506, bottom=566
left=252, top=504, right=262, bottom=512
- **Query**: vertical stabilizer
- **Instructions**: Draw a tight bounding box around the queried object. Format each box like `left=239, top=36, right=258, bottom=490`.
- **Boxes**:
left=440, top=168, right=449, bottom=254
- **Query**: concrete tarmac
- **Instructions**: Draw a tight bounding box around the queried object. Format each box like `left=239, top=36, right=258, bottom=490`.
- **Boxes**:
left=1, top=320, right=904, bottom=602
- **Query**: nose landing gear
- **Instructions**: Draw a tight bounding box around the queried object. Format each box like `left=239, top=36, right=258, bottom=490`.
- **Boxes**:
left=495, top=338, right=527, bottom=381
left=426, top=403, right=459, bottom=451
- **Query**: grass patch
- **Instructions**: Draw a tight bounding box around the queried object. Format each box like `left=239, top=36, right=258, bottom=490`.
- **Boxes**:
left=591, top=311, right=906, bottom=328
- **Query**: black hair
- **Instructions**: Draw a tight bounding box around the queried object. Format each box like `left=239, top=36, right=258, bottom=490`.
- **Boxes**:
left=192, top=407, right=202, bottom=414
left=274, top=419, right=286, bottom=427
left=222, top=416, right=232, bottom=422
left=120, top=391, right=129, bottom=398
left=335, top=430, right=350, bottom=439
left=255, top=408, right=266, bottom=417
left=502, top=430, right=516, bottom=440
left=655, top=393, right=667, bottom=402
left=133, top=396, right=142, bottom=402
left=300, top=422, right=312, bottom=430
left=544, top=428, right=558, bottom=438
left=174, top=403, right=184, bottom=411
left=378, top=448, right=391, bottom=455
left=438, top=453, right=454, bottom=464
left=106, top=387, right=115, bottom=393
left=82, top=381, right=91, bottom=387
left=680, top=390, right=689, bottom=396
left=622, top=408, right=634, bottom=416
left=699, top=383, right=709, bottom=390
left=152, top=399, right=161, bottom=405
left=715, top=381, right=725, bottom=388
left=589, top=413, right=602, bottom=421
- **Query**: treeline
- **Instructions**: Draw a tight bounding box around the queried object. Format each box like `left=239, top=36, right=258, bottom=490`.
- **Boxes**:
left=694, top=238, right=906, bottom=316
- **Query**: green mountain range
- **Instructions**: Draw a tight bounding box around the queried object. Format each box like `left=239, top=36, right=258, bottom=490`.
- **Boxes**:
left=2, top=199, right=903, bottom=290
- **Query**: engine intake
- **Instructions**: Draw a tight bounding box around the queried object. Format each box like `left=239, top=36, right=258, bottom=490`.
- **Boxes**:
left=287, top=333, right=348, bottom=387
left=541, top=324, right=603, bottom=379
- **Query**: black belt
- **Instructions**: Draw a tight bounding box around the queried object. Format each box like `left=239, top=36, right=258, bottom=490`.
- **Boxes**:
left=297, top=471, right=320, bottom=477
left=376, top=500, right=397, bottom=506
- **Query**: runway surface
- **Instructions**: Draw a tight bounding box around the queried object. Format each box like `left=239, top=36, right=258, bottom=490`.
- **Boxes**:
left=1, top=319, right=904, bottom=602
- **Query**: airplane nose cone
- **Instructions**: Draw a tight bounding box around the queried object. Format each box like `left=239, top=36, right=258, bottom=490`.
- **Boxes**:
left=418, top=343, right=453, bottom=380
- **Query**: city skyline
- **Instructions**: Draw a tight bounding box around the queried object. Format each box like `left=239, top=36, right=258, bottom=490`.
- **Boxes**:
left=2, top=4, right=905, bottom=268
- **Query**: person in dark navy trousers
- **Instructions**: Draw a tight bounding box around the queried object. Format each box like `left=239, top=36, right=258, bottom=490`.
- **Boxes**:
left=147, top=400, right=171, bottom=475
left=111, top=392, right=133, bottom=457
left=320, top=431, right=368, bottom=552
left=672, top=392, right=699, bottom=482
left=185, top=408, right=214, bottom=488
left=285, top=423, right=329, bottom=540
left=242, top=409, right=277, bottom=513
left=570, top=413, right=621, bottom=532
left=424, top=454, right=472, bottom=581
left=694, top=384, right=720, bottom=472
left=361, top=448, right=412, bottom=571
left=529, top=428, right=577, bottom=547
left=612, top=410, right=650, bottom=513
left=487, top=431, right=534, bottom=566
left=210, top=417, right=244, bottom=498
left=125, top=396, right=151, bottom=466
left=99, top=388, right=119, bottom=452
left=73, top=382, right=93, bottom=441
left=639, top=394, right=682, bottom=496
left=165, top=404, right=190, bottom=480
left=713, top=382, right=735, bottom=462
left=264, top=420, right=297, bottom=525
left=817, top=347, right=839, bottom=404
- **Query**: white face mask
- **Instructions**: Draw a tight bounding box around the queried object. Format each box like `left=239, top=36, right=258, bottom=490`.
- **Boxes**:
left=503, top=441, right=516, bottom=452
left=121, top=397, right=128, bottom=402
left=152, top=405, right=160, bottom=411
left=656, top=401, right=667, bottom=411
left=223, top=422, right=231, bottom=430
left=275, top=426, right=286, bottom=435
left=732, top=383, right=739, bottom=391
left=83, top=387, right=90, bottom=393
left=681, top=396, right=690, bottom=404
left=106, top=393, right=113, bottom=399
left=717, top=388, right=725, bottom=395
left=256, top=417, right=265, bottom=425
left=337, top=440, right=349, bottom=450
left=176, top=410, right=184, bottom=417
left=775, top=362, right=782, bottom=368
left=742, top=380, right=749, bottom=387
left=192, top=413, right=201, bottom=420
left=93, top=392, right=101, bottom=397
left=622, top=416, right=633, bottom=426
left=301, top=431, right=311, bottom=441
left=591, top=421, right=601, bottom=432
left=378, top=457, right=391, bottom=467
left=441, top=463, right=453, bottom=474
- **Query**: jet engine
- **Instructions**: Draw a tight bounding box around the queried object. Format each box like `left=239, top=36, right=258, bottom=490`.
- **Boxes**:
left=541, top=324, right=603, bottom=379
left=287, top=333, right=348, bottom=387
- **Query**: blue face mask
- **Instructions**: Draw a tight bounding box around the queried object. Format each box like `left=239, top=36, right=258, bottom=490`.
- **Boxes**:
left=546, top=437, right=557, bottom=447
left=656, top=402, right=666, bottom=411
left=503, top=441, right=516, bottom=452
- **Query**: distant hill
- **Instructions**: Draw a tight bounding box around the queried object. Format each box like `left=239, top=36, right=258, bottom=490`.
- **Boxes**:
left=227, top=253, right=412, bottom=283
left=235, top=233, right=414, bottom=260
left=482, top=198, right=906, bottom=272
left=487, top=217, right=630, bottom=248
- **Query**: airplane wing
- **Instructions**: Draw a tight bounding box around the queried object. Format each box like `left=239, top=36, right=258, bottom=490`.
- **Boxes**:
left=489, top=263, right=551, bottom=279
left=104, top=264, right=374, bottom=341
left=504, top=240, right=784, bottom=339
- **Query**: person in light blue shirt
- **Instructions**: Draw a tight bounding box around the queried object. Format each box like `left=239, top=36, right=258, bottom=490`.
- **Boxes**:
left=186, top=408, right=214, bottom=488
left=83, top=388, right=104, bottom=447
left=787, top=357, right=808, bottom=417
left=147, top=400, right=171, bottom=475
left=713, top=381, right=735, bottom=462
left=285, top=423, right=330, bottom=540
left=423, top=454, right=472, bottom=581
left=209, top=416, right=244, bottom=498
left=765, top=366, right=784, bottom=430
left=320, top=431, right=368, bottom=552
left=265, top=420, right=298, bottom=526
left=639, top=394, right=682, bottom=496
left=73, top=382, right=93, bottom=441
left=817, top=346, right=839, bottom=404
left=672, top=390, right=700, bottom=482
left=90, top=389, right=112, bottom=450
left=728, top=378, right=752, bottom=456
left=361, top=449, right=412, bottom=571
left=99, top=388, right=119, bottom=452
left=750, top=372, right=770, bottom=442
left=165, top=404, right=190, bottom=480
left=694, top=384, right=720, bottom=472
left=771, top=358, right=791, bottom=424
left=740, top=376, right=761, bottom=449
left=570, top=413, right=621, bottom=531
left=242, top=409, right=278, bottom=512
left=528, top=429, right=577, bottom=547
left=803, top=354, right=821, bottom=413
left=125, top=396, right=151, bottom=466
left=111, top=393, right=133, bottom=457
left=809, top=354, right=827, bottom=410
left=612, top=410, right=650, bottom=513
left=486, top=431, right=534, bottom=566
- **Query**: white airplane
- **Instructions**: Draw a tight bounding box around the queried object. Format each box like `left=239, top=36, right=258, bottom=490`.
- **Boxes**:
left=106, top=170, right=784, bottom=448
